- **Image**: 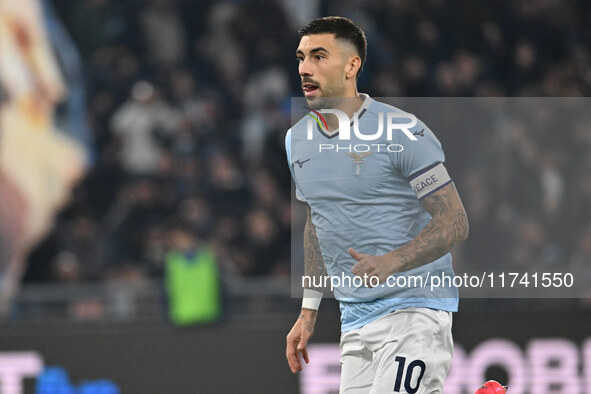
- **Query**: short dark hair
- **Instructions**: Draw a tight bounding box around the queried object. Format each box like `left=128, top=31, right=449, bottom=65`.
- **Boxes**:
left=298, top=16, right=367, bottom=80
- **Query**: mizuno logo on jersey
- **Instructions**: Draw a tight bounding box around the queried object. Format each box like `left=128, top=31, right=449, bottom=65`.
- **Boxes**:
left=413, top=128, right=425, bottom=137
left=295, top=158, right=310, bottom=168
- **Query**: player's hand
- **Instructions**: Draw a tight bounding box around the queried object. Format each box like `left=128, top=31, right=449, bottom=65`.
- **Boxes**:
left=349, top=248, right=395, bottom=286
left=286, top=309, right=317, bottom=373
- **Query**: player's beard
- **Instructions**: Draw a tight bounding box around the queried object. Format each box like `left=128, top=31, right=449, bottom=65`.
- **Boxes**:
left=305, top=95, right=325, bottom=110
left=305, top=78, right=347, bottom=110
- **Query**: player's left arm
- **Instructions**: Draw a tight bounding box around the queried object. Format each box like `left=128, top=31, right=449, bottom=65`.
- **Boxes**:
left=350, top=182, right=468, bottom=282
left=391, top=182, right=469, bottom=270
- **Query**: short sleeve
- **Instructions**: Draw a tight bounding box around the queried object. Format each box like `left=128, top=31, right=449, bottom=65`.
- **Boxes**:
left=285, top=129, right=307, bottom=202
left=390, top=119, right=445, bottom=180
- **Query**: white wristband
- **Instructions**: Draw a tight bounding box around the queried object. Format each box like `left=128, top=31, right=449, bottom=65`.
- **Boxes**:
left=302, top=289, right=323, bottom=310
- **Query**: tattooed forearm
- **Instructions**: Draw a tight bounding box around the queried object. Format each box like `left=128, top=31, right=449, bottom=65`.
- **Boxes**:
left=391, top=183, right=469, bottom=272
left=453, top=212, right=469, bottom=240
left=304, top=205, right=327, bottom=286
left=299, top=312, right=316, bottom=333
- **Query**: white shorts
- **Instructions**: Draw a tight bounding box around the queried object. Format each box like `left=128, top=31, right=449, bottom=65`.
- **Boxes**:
left=339, top=307, right=453, bottom=394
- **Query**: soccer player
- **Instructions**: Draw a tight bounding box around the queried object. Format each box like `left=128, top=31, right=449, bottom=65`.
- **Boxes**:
left=285, top=17, right=469, bottom=393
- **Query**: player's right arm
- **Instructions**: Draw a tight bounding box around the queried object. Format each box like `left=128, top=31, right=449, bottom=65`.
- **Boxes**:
left=286, top=204, right=326, bottom=373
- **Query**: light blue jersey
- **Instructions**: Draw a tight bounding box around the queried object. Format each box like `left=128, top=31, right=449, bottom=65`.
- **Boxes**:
left=286, top=95, right=458, bottom=332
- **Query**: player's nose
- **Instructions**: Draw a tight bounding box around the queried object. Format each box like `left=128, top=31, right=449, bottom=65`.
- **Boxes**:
left=299, top=58, right=313, bottom=77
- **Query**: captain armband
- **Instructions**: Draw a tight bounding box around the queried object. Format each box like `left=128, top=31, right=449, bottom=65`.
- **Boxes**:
left=302, top=288, right=323, bottom=310
left=409, top=163, right=452, bottom=199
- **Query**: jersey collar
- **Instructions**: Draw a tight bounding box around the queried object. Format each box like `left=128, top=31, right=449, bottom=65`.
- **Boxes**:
left=316, top=93, right=373, bottom=140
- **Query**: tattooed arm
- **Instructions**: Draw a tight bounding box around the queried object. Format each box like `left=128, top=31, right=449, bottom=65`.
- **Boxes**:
left=286, top=204, right=326, bottom=373
left=350, top=182, right=469, bottom=283
left=390, top=182, right=468, bottom=271
left=303, top=204, right=328, bottom=287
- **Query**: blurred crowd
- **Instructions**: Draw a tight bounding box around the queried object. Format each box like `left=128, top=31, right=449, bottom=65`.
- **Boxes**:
left=24, top=0, right=591, bottom=300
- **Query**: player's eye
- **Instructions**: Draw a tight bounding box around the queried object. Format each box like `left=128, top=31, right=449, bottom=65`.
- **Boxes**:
left=315, top=54, right=324, bottom=60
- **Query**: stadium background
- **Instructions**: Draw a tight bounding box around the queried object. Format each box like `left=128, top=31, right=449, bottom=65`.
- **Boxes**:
left=0, top=0, right=590, bottom=392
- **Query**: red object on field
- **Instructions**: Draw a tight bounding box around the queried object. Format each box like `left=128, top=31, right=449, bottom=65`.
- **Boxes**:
left=475, top=380, right=507, bottom=394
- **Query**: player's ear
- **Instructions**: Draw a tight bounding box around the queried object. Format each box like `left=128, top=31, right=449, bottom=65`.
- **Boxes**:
left=346, top=55, right=361, bottom=80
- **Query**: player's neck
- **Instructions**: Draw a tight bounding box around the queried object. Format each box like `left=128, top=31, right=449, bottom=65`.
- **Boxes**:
left=344, top=91, right=364, bottom=117
left=324, top=91, right=364, bottom=130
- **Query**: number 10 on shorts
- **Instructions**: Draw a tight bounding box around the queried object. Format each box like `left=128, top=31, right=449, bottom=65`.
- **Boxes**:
left=393, top=356, right=426, bottom=394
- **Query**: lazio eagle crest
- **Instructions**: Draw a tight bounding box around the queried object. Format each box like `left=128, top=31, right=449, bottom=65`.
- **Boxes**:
left=345, top=152, right=373, bottom=176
